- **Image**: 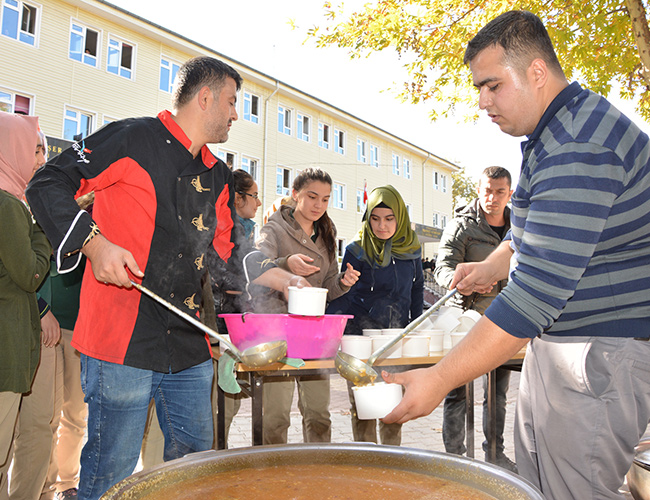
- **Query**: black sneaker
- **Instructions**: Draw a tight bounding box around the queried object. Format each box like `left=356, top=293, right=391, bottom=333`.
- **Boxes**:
left=56, top=488, right=78, bottom=500
left=487, top=454, right=518, bottom=473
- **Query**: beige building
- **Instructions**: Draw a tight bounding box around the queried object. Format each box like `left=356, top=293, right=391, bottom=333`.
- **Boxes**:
left=0, top=0, right=456, bottom=256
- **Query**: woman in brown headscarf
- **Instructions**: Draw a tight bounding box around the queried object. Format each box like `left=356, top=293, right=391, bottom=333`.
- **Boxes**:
left=0, top=111, right=52, bottom=498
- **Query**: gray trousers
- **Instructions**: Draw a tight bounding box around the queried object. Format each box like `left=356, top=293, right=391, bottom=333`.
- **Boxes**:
left=442, top=367, right=511, bottom=456
left=516, top=335, right=650, bottom=500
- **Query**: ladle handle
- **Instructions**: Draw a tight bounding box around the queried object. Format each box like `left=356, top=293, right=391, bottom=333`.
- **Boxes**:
left=130, top=281, right=243, bottom=358
left=367, top=287, right=458, bottom=366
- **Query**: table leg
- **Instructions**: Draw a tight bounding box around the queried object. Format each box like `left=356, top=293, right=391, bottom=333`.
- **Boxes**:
left=466, top=379, right=474, bottom=458
left=487, top=369, right=497, bottom=462
left=251, top=373, right=264, bottom=446
left=216, top=384, right=226, bottom=450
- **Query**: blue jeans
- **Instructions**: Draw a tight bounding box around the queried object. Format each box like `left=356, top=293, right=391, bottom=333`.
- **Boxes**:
left=78, top=355, right=213, bottom=500
left=442, top=367, right=510, bottom=456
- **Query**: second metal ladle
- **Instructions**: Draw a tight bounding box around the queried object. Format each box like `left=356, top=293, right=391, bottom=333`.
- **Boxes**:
left=335, top=288, right=458, bottom=386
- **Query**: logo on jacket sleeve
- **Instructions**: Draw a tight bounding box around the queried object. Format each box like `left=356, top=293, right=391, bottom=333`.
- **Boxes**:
left=72, top=141, right=91, bottom=163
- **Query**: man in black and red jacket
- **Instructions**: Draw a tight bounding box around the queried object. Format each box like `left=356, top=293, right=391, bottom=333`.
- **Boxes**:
left=27, top=57, right=306, bottom=500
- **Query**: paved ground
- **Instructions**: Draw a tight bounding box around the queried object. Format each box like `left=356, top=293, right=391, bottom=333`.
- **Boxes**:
left=225, top=370, right=519, bottom=461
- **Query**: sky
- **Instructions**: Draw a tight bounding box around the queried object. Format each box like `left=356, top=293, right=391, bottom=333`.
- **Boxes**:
left=110, top=0, right=650, bottom=185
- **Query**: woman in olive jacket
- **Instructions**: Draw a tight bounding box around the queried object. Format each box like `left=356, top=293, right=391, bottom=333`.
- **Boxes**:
left=0, top=111, right=51, bottom=496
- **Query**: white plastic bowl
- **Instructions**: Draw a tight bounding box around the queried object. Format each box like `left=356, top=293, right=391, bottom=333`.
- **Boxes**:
left=352, top=382, right=403, bottom=419
left=381, top=328, right=403, bottom=336
left=450, top=331, right=468, bottom=348
left=457, top=309, right=482, bottom=331
left=287, top=286, right=327, bottom=316
left=432, top=311, right=461, bottom=333
left=370, top=336, right=403, bottom=358
left=362, top=329, right=382, bottom=337
left=340, top=335, right=372, bottom=359
left=419, top=329, right=445, bottom=352
left=438, top=306, right=464, bottom=319
left=414, top=316, right=437, bottom=331
left=402, top=335, right=430, bottom=357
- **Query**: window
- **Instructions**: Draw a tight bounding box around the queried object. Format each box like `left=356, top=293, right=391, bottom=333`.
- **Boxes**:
left=337, top=238, right=346, bottom=261
left=441, top=215, right=448, bottom=229
left=356, top=188, right=366, bottom=214
left=370, top=144, right=379, bottom=168
left=403, top=158, right=411, bottom=179
left=69, top=22, right=98, bottom=67
left=217, top=150, right=237, bottom=170
left=1, top=0, right=38, bottom=46
left=243, top=92, right=259, bottom=124
left=107, top=36, right=134, bottom=79
left=406, top=204, right=412, bottom=217
left=334, top=129, right=345, bottom=155
left=433, top=171, right=440, bottom=190
left=159, top=58, right=180, bottom=93
left=332, top=182, right=345, bottom=209
left=278, top=105, right=292, bottom=135
left=102, top=116, right=117, bottom=126
left=0, top=88, right=31, bottom=114
left=240, top=156, right=259, bottom=182
left=432, top=212, right=439, bottom=228
left=392, top=153, right=401, bottom=176
left=297, top=113, right=310, bottom=142
left=441, top=174, right=448, bottom=193
left=318, top=122, right=330, bottom=150
left=357, top=138, right=367, bottom=163
left=276, top=167, right=292, bottom=195
left=63, top=108, right=94, bottom=141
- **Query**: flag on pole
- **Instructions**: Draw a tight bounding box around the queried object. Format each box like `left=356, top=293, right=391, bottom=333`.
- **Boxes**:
left=363, top=179, right=368, bottom=204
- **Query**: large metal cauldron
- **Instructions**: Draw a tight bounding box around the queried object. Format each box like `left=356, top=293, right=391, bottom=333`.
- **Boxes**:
left=102, top=443, right=544, bottom=499
left=628, top=431, right=650, bottom=500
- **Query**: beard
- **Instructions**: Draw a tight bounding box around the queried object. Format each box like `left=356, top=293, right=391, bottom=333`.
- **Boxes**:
left=206, top=117, right=231, bottom=144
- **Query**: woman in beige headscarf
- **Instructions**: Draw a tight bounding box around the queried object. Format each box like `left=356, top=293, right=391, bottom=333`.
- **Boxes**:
left=0, top=111, right=52, bottom=499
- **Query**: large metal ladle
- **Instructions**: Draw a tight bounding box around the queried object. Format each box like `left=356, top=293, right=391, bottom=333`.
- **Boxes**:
left=131, top=281, right=287, bottom=368
left=335, top=288, right=458, bottom=386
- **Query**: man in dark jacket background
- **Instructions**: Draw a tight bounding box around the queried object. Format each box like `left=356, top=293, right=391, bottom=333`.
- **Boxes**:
left=434, top=166, right=515, bottom=471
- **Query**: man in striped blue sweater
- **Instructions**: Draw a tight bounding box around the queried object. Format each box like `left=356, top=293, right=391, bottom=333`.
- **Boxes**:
left=384, top=10, right=650, bottom=500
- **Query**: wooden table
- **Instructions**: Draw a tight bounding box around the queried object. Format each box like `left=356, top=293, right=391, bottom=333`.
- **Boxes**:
left=216, top=349, right=526, bottom=458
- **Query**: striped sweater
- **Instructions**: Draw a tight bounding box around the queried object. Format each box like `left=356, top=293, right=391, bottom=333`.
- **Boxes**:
left=485, top=82, right=650, bottom=339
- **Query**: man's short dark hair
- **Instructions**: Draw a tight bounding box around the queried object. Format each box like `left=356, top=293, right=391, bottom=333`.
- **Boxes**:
left=463, top=10, right=564, bottom=77
left=482, top=166, right=512, bottom=187
left=172, top=56, right=243, bottom=109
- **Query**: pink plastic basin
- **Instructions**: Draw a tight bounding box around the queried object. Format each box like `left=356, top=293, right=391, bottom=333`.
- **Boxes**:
left=219, top=314, right=352, bottom=360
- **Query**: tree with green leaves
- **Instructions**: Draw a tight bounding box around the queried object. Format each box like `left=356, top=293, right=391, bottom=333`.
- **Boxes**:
left=308, top=0, right=650, bottom=121
left=452, top=166, right=478, bottom=210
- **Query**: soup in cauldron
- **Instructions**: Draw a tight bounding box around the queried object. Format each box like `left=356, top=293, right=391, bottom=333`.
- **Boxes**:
left=136, top=463, right=497, bottom=500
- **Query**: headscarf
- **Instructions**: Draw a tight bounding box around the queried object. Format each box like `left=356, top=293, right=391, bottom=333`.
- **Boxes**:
left=351, top=185, right=421, bottom=267
left=0, top=111, right=40, bottom=199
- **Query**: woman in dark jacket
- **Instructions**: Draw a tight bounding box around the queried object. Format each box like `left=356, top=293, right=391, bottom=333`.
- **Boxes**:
left=327, top=184, right=423, bottom=445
